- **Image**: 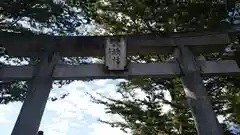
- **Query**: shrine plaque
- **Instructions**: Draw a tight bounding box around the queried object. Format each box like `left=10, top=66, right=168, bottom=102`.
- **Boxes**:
left=104, top=37, right=127, bottom=71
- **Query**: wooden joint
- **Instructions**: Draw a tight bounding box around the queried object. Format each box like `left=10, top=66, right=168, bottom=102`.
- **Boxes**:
left=176, top=46, right=202, bottom=74
left=169, top=48, right=185, bottom=76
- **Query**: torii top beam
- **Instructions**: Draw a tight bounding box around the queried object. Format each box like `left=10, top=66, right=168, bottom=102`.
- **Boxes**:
left=0, top=31, right=230, bottom=57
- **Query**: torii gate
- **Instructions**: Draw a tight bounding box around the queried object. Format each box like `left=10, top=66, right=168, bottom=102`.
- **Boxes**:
left=0, top=29, right=239, bottom=135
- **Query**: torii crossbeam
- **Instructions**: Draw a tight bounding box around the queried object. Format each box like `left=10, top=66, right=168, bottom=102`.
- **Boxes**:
left=1, top=29, right=240, bottom=135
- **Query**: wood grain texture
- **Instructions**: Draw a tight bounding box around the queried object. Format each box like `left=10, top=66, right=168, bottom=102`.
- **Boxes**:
left=0, top=60, right=239, bottom=80
left=0, top=31, right=229, bottom=56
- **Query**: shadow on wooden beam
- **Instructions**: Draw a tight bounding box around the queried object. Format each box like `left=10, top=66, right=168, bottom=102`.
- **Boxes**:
left=0, top=60, right=239, bottom=81
left=0, top=31, right=229, bottom=57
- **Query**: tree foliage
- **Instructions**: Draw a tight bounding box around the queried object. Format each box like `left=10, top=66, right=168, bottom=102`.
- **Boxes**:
left=0, top=0, right=90, bottom=34
left=82, top=0, right=229, bottom=34
left=0, top=0, right=93, bottom=103
left=1, top=0, right=240, bottom=134
left=78, top=0, right=240, bottom=134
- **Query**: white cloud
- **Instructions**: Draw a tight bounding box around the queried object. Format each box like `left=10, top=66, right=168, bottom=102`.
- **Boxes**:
left=89, top=123, right=129, bottom=135
left=0, top=79, right=128, bottom=135
left=0, top=79, right=167, bottom=135
left=39, top=79, right=127, bottom=135
left=0, top=105, right=11, bottom=124
left=0, top=102, right=21, bottom=135
left=0, top=78, right=175, bottom=135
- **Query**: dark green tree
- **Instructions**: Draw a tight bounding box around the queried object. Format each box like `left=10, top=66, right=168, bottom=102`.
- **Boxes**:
left=77, top=0, right=240, bottom=134
left=0, top=0, right=94, bottom=103
left=2, top=0, right=240, bottom=134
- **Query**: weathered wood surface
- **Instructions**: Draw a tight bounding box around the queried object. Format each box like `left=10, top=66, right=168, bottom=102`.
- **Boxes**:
left=0, top=31, right=229, bottom=57
left=178, top=47, right=222, bottom=135
left=11, top=45, right=59, bottom=135
left=0, top=60, right=239, bottom=80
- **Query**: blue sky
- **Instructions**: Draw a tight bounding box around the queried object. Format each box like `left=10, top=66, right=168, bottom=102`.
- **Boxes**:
left=0, top=79, right=129, bottom=135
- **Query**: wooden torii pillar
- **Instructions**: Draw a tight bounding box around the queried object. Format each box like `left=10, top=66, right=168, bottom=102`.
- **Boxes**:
left=177, top=47, right=223, bottom=135
left=0, top=31, right=238, bottom=135
left=11, top=42, right=60, bottom=135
